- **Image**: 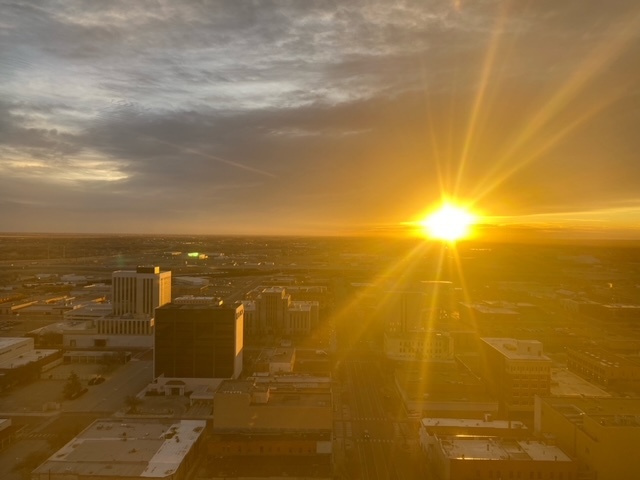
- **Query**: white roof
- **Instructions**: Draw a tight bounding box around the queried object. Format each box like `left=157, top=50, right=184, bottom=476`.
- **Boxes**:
left=31, top=419, right=206, bottom=478
left=440, top=437, right=571, bottom=462
left=422, top=418, right=526, bottom=430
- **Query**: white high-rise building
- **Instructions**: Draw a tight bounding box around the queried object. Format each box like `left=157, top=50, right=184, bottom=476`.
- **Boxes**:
left=112, top=266, right=171, bottom=316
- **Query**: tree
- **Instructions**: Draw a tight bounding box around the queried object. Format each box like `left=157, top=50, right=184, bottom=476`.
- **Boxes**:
left=124, top=395, right=143, bottom=414
left=62, top=371, right=83, bottom=399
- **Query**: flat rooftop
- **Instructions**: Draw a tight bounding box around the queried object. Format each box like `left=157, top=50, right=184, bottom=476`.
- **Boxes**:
left=286, top=286, right=326, bottom=292
left=602, top=303, right=640, bottom=310
left=262, top=287, right=285, bottom=294
left=439, top=437, right=571, bottom=462
left=569, top=346, right=639, bottom=368
left=422, top=418, right=527, bottom=431
left=288, top=302, right=315, bottom=312
left=385, top=330, right=450, bottom=339
left=550, top=368, right=611, bottom=397
left=541, top=396, right=640, bottom=424
left=0, top=337, right=31, bottom=349
left=218, top=381, right=331, bottom=408
left=157, top=302, right=238, bottom=311
left=0, top=348, right=59, bottom=369
left=461, top=302, right=520, bottom=315
left=252, top=374, right=332, bottom=386
left=32, top=419, right=206, bottom=478
left=256, top=347, right=295, bottom=364
left=482, top=338, right=551, bottom=361
left=215, top=380, right=332, bottom=432
left=395, top=362, right=490, bottom=401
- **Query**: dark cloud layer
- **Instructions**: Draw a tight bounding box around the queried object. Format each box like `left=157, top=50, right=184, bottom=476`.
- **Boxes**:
left=1, top=0, right=640, bottom=235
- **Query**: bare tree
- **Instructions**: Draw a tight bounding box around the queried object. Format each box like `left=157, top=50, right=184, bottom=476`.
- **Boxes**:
left=62, top=371, right=82, bottom=399
left=124, top=395, right=143, bottom=414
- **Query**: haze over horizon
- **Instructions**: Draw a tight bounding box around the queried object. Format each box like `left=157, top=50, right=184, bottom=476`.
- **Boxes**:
left=1, top=1, right=640, bottom=238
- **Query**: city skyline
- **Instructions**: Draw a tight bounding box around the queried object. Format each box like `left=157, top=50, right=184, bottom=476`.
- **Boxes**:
left=2, top=1, right=640, bottom=238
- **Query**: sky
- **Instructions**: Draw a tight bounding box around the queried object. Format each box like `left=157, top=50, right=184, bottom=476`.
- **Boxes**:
left=1, top=0, right=640, bottom=237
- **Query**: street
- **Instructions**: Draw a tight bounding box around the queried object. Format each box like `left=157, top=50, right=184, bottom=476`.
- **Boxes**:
left=335, top=356, right=421, bottom=479
left=63, top=359, right=153, bottom=413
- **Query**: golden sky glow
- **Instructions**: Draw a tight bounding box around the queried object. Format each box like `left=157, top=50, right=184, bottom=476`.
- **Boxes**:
left=1, top=1, right=640, bottom=237
left=420, top=204, right=476, bottom=242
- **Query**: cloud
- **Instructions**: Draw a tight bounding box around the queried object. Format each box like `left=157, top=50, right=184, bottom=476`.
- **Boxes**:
left=0, top=0, right=640, bottom=234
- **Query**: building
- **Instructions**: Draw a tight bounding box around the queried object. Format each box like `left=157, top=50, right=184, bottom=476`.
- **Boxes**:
left=212, top=379, right=333, bottom=433
left=383, top=281, right=454, bottom=333
left=0, top=337, right=61, bottom=390
left=209, top=378, right=333, bottom=478
left=599, top=303, right=640, bottom=323
left=420, top=280, right=455, bottom=319
left=0, top=418, right=18, bottom=452
left=394, top=360, right=497, bottom=419
left=293, top=349, right=333, bottom=375
left=480, top=338, right=551, bottom=414
left=62, top=303, right=154, bottom=351
left=154, top=298, right=244, bottom=384
left=242, top=287, right=319, bottom=336
left=112, top=266, right=171, bottom=316
left=55, top=265, right=172, bottom=361
left=535, top=396, right=640, bottom=480
left=419, top=417, right=527, bottom=441
left=423, top=435, right=576, bottom=480
left=285, top=285, right=328, bottom=308
left=383, top=289, right=428, bottom=333
left=253, top=347, right=296, bottom=374
left=459, top=302, right=521, bottom=331
left=30, top=418, right=205, bottom=480
left=567, top=346, right=640, bottom=388
left=383, top=330, right=454, bottom=361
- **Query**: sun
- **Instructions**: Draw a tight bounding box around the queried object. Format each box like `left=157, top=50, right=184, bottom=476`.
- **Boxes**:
left=420, top=204, right=476, bottom=241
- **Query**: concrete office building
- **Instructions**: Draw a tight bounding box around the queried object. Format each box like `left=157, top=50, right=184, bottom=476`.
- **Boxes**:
left=242, top=287, right=319, bottom=336
left=424, top=435, right=576, bottom=480
left=480, top=338, right=551, bottom=414
left=209, top=378, right=333, bottom=478
left=253, top=347, right=296, bottom=374
left=419, top=417, right=527, bottom=442
left=384, top=281, right=454, bottom=333
left=30, top=419, right=205, bottom=480
left=384, top=289, right=431, bottom=333
left=154, top=298, right=244, bottom=385
left=0, top=337, right=60, bottom=389
left=383, top=330, right=454, bottom=361
left=459, top=302, right=521, bottom=330
left=535, top=396, right=640, bottom=480
left=62, top=302, right=154, bottom=352
left=395, top=361, right=498, bottom=419
left=0, top=418, right=17, bottom=452
left=112, top=266, right=171, bottom=316
left=55, top=265, right=172, bottom=358
left=567, top=346, right=640, bottom=388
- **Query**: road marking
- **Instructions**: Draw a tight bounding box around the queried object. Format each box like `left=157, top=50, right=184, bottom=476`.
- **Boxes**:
left=21, top=433, right=56, bottom=439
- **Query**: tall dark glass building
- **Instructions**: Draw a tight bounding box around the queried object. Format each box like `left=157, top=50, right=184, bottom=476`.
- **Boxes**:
left=154, top=297, right=244, bottom=380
